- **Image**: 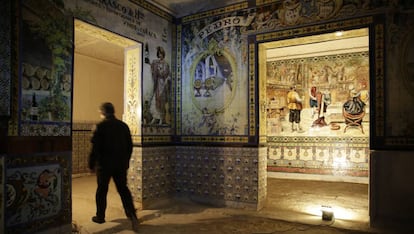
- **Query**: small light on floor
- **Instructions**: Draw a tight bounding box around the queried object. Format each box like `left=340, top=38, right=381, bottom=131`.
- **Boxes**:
left=335, top=31, right=343, bottom=36
left=321, top=205, right=334, bottom=221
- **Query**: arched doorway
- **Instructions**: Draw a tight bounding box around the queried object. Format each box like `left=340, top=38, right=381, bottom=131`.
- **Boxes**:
left=257, top=27, right=370, bottom=226
left=71, top=19, right=141, bottom=221
left=72, top=19, right=139, bottom=175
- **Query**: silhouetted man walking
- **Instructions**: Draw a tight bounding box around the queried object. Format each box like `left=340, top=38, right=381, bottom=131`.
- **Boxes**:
left=89, top=102, right=139, bottom=232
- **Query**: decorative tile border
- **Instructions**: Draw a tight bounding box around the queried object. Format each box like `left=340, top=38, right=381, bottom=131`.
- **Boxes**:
left=20, top=122, right=71, bottom=136
left=267, top=136, right=369, bottom=177
left=256, top=17, right=374, bottom=42
left=181, top=2, right=248, bottom=23
left=180, top=136, right=249, bottom=143
left=249, top=40, right=256, bottom=137
left=129, top=0, right=174, bottom=22
left=176, top=25, right=182, bottom=136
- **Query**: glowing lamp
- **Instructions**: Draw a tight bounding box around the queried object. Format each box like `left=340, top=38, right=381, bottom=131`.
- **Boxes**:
left=321, top=205, right=334, bottom=221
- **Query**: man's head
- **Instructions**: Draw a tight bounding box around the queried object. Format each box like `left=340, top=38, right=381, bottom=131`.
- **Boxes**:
left=100, top=102, right=115, bottom=118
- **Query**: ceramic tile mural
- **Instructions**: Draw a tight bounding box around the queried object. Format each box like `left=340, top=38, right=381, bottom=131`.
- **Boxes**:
left=264, top=29, right=370, bottom=177
left=177, top=0, right=379, bottom=142
left=5, top=0, right=414, bottom=232
left=4, top=152, right=71, bottom=233
left=0, top=0, right=11, bottom=116
left=266, top=51, right=370, bottom=137
left=20, top=1, right=73, bottom=136
left=6, top=164, right=62, bottom=226
left=64, top=0, right=174, bottom=138
left=180, top=13, right=249, bottom=137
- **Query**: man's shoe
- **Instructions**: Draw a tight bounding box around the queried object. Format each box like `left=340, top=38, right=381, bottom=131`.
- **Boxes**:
left=92, top=216, right=105, bottom=224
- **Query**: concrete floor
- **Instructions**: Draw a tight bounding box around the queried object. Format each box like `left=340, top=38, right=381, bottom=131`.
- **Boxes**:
left=72, top=175, right=389, bottom=234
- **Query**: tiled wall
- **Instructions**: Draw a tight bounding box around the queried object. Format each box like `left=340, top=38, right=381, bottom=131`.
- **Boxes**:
left=0, top=156, right=4, bottom=232
left=127, top=146, right=267, bottom=210
left=129, top=147, right=175, bottom=208
left=72, top=122, right=94, bottom=175
left=71, top=124, right=176, bottom=208
left=174, top=146, right=267, bottom=210
left=0, top=0, right=11, bottom=116
left=267, top=136, right=369, bottom=178
left=71, top=121, right=365, bottom=209
left=128, top=147, right=143, bottom=207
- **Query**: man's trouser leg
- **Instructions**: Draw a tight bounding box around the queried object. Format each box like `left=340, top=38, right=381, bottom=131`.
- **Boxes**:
left=113, top=169, right=137, bottom=219
left=96, top=169, right=111, bottom=219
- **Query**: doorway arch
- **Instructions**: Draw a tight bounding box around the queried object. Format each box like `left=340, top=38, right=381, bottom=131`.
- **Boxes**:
left=254, top=17, right=380, bottom=225
left=72, top=19, right=141, bottom=175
